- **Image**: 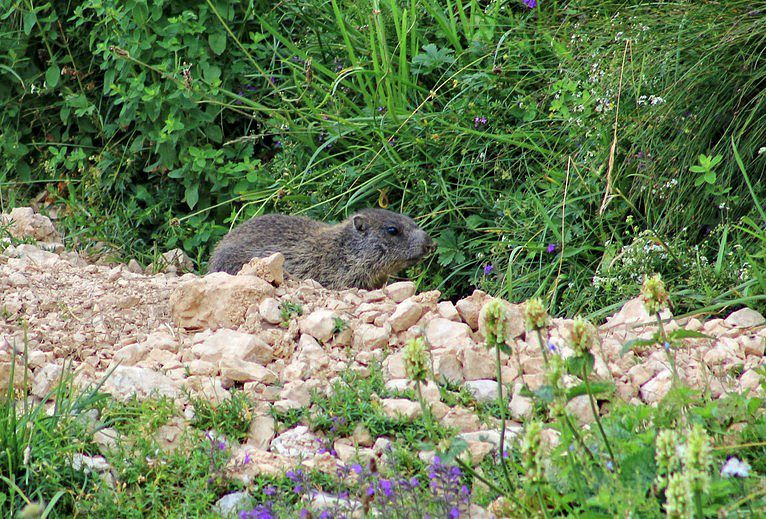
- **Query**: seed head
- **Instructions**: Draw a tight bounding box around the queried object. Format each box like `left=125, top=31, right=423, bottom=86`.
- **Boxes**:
left=569, top=316, right=594, bottom=355
left=640, top=273, right=669, bottom=314
left=521, top=421, right=544, bottom=484
left=403, top=337, right=429, bottom=382
left=684, top=423, right=713, bottom=494
left=481, top=299, right=511, bottom=350
left=524, top=298, right=550, bottom=331
left=664, top=472, right=692, bottom=519
left=655, top=429, right=681, bottom=490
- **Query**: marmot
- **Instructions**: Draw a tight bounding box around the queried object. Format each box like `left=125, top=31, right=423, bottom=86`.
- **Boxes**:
left=208, top=208, right=435, bottom=290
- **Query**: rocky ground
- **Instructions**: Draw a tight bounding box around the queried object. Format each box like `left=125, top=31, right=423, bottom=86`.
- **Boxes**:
left=1, top=207, right=765, bottom=516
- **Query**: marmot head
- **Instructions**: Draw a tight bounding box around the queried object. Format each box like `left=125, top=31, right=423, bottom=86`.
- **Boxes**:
left=347, top=208, right=435, bottom=270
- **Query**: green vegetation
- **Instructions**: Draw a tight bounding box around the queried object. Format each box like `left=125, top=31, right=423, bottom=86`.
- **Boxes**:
left=2, top=288, right=765, bottom=517
left=2, top=1, right=766, bottom=515
left=2, top=0, right=765, bottom=315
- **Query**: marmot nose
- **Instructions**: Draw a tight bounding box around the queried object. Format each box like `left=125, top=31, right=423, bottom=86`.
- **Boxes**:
left=424, top=234, right=436, bottom=255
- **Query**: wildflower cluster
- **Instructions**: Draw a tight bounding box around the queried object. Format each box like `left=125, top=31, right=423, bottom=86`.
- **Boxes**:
left=403, top=337, right=429, bottom=382
left=654, top=424, right=717, bottom=518
left=569, top=316, right=594, bottom=356
left=521, top=421, right=544, bottom=484
left=524, top=298, right=550, bottom=331
left=641, top=273, right=669, bottom=314
left=426, top=456, right=471, bottom=518
left=482, top=299, right=511, bottom=352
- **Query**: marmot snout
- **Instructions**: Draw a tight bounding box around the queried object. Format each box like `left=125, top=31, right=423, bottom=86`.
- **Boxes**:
left=208, top=208, right=435, bottom=290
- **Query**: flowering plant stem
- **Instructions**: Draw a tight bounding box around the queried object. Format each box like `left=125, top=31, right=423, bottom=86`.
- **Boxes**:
left=694, top=490, right=704, bottom=518
left=655, top=313, right=680, bottom=384
left=534, top=329, right=550, bottom=368
left=581, top=366, right=616, bottom=467
left=415, top=381, right=435, bottom=436
left=495, top=343, right=514, bottom=488
left=561, top=413, right=596, bottom=464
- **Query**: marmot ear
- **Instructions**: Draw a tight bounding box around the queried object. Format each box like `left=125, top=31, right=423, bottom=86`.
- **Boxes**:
left=352, top=215, right=369, bottom=232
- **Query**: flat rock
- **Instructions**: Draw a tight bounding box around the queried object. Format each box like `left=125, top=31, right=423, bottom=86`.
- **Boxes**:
left=425, top=318, right=474, bottom=349
left=102, top=366, right=180, bottom=401
left=455, top=290, right=490, bottom=330
left=465, top=379, right=501, bottom=403
left=725, top=308, right=765, bottom=329
left=270, top=426, right=319, bottom=458
left=192, top=329, right=273, bottom=365
left=389, top=299, right=424, bottom=332
left=384, top=281, right=416, bottom=303
left=300, top=309, right=338, bottom=342
left=3, top=207, right=61, bottom=242
left=381, top=398, right=422, bottom=420
left=170, top=273, right=275, bottom=329
left=237, top=253, right=284, bottom=286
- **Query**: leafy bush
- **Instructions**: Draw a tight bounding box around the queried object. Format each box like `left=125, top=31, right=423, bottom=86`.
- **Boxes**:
left=2, top=0, right=765, bottom=314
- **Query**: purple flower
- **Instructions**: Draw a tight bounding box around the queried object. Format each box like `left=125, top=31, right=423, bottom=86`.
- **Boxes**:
left=473, top=116, right=488, bottom=129
left=380, top=479, right=393, bottom=497
left=243, top=452, right=251, bottom=465
left=351, top=463, right=363, bottom=474
left=449, top=507, right=460, bottom=519
left=409, top=476, right=420, bottom=488
left=546, top=243, right=558, bottom=254
left=547, top=341, right=557, bottom=352
left=264, top=485, right=276, bottom=496
left=483, top=264, right=493, bottom=275
left=217, top=441, right=227, bottom=450
left=523, top=0, right=537, bottom=8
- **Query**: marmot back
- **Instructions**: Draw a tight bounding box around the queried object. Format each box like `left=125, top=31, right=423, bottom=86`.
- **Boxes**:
left=208, top=208, right=435, bottom=290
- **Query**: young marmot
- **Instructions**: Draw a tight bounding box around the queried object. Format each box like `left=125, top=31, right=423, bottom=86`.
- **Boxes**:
left=208, top=208, right=435, bottom=290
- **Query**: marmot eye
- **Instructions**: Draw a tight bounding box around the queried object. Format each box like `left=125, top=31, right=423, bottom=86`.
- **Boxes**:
left=386, top=226, right=399, bottom=236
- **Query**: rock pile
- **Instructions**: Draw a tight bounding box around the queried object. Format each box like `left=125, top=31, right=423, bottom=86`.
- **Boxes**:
left=1, top=207, right=765, bottom=488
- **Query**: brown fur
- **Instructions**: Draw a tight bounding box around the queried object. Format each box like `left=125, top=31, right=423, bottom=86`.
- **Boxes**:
left=208, top=208, right=435, bottom=290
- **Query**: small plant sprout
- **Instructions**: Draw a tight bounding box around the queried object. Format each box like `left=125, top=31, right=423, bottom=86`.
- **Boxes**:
left=403, top=337, right=435, bottom=433
left=481, top=299, right=514, bottom=486
left=524, top=298, right=551, bottom=366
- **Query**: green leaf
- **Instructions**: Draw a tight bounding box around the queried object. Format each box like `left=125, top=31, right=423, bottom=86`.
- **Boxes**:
left=23, top=11, right=36, bottom=35
left=45, top=64, right=60, bottom=88
left=185, top=183, right=199, bottom=209
left=620, top=337, right=657, bottom=355
left=206, top=125, right=223, bottom=143
left=208, top=32, right=227, bottom=55
left=465, top=215, right=485, bottom=229
left=666, top=329, right=711, bottom=341
left=566, top=352, right=594, bottom=377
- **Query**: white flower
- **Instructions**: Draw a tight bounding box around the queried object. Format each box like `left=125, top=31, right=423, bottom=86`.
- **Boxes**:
left=721, top=457, right=751, bottom=478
